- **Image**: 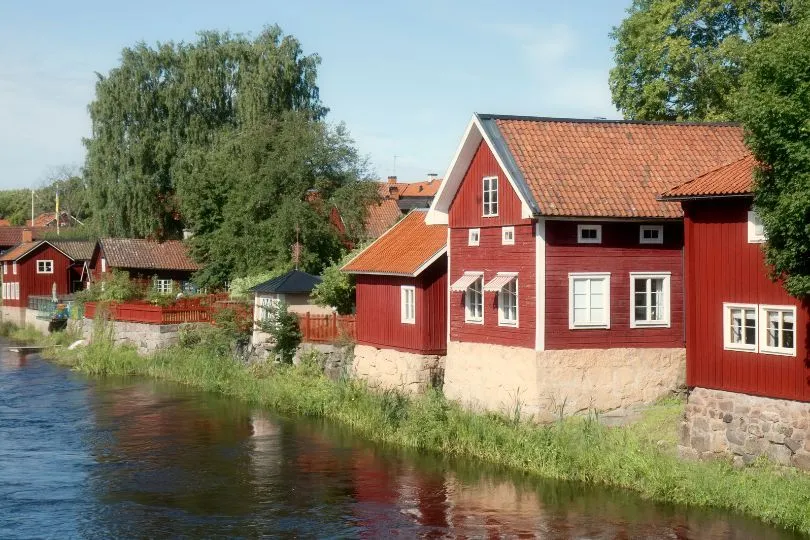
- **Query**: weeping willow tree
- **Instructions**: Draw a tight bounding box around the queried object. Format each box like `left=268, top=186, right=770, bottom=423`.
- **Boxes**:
left=84, top=26, right=325, bottom=239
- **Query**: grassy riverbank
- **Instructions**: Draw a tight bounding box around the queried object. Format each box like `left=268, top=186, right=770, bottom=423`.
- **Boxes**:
left=4, top=323, right=810, bottom=536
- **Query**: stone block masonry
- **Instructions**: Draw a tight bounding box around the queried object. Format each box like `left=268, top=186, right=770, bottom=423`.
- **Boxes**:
left=443, top=342, right=686, bottom=422
left=77, top=317, right=199, bottom=355
left=352, top=344, right=445, bottom=395
left=680, top=387, right=810, bottom=470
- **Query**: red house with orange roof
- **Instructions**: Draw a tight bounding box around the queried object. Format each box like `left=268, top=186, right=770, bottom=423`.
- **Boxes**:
left=426, top=114, right=749, bottom=419
left=660, top=155, right=810, bottom=469
left=343, top=210, right=447, bottom=393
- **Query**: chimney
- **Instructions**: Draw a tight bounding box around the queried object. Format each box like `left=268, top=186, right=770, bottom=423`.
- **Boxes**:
left=22, top=228, right=32, bottom=243
left=387, top=175, right=397, bottom=184
left=388, top=186, right=400, bottom=200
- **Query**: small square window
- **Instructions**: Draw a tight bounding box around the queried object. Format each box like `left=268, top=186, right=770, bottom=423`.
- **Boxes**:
left=639, top=225, right=663, bottom=244
left=568, top=272, right=610, bottom=328
left=401, top=285, right=416, bottom=324
left=37, top=260, right=54, bottom=274
left=468, top=228, right=480, bottom=246
left=155, top=279, right=173, bottom=294
left=501, top=226, right=515, bottom=245
left=723, top=303, right=758, bottom=352
left=759, top=305, right=796, bottom=356
left=577, top=224, right=602, bottom=244
left=630, top=272, right=670, bottom=327
left=748, top=210, right=766, bottom=243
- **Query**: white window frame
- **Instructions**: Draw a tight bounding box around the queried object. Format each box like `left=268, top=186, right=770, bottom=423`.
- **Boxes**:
left=748, top=210, right=766, bottom=243
left=101, top=258, right=107, bottom=273
left=36, top=260, right=54, bottom=274
left=723, top=303, right=758, bottom=352
left=568, top=272, right=611, bottom=329
left=577, top=224, right=602, bottom=244
left=2, top=262, right=6, bottom=275
left=629, top=272, right=671, bottom=328
left=400, top=285, right=416, bottom=324
left=498, top=278, right=518, bottom=327
left=482, top=176, right=499, bottom=217
left=758, top=305, right=796, bottom=356
left=464, top=274, right=484, bottom=324
left=12, top=262, right=17, bottom=275
left=501, top=226, right=515, bottom=245
left=155, top=279, right=173, bottom=294
left=468, top=228, right=480, bottom=246
left=639, top=225, right=664, bottom=245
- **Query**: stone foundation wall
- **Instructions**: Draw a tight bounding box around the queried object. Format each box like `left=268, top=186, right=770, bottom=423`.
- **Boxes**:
left=351, top=344, right=445, bottom=394
left=680, top=387, right=810, bottom=470
left=80, top=317, right=191, bottom=355
left=444, top=341, right=686, bottom=421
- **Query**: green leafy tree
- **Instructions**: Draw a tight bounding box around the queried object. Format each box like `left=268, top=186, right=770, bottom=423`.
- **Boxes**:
left=84, top=26, right=325, bottom=239
left=736, top=15, right=810, bottom=296
left=312, top=247, right=367, bottom=315
left=175, top=112, right=369, bottom=287
left=262, top=302, right=302, bottom=363
left=0, top=190, right=31, bottom=225
left=610, top=0, right=806, bottom=120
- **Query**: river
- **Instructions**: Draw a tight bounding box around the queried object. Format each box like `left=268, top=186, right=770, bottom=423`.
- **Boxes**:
left=0, top=349, right=803, bottom=539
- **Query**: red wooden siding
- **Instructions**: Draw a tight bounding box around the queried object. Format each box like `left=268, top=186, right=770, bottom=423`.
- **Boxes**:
left=449, top=224, right=536, bottom=348
left=3, top=245, right=75, bottom=307
left=354, top=256, right=447, bottom=354
left=448, top=140, right=532, bottom=228
left=683, top=199, right=810, bottom=402
left=545, top=220, right=684, bottom=349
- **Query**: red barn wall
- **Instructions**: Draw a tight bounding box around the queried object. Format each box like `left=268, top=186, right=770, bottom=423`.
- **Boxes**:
left=448, top=140, right=532, bottom=228
left=545, top=220, right=685, bottom=349
left=6, top=245, right=74, bottom=307
left=449, top=224, right=536, bottom=348
left=355, top=256, right=447, bottom=355
left=683, top=199, right=810, bottom=402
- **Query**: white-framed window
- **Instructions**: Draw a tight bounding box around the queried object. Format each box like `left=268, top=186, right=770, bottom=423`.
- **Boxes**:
left=482, top=176, right=499, bottom=217
left=759, top=305, right=796, bottom=356
left=723, top=303, right=758, bottom=352
left=639, top=225, right=664, bottom=245
left=748, top=210, right=766, bottom=243
left=4, top=282, right=20, bottom=300
left=155, top=279, right=173, bottom=294
left=2, top=262, right=6, bottom=275
left=401, top=285, right=416, bottom=324
left=468, top=228, right=480, bottom=246
left=577, top=224, right=602, bottom=244
left=630, top=272, right=671, bottom=327
left=12, top=262, right=17, bottom=275
left=501, top=226, right=515, bottom=245
left=101, top=258, right=107, bottom=273
left=36, top=260, right=54, bottom=274
left=569, top=272, right=610, bottom=329
left=465, top=275, right=484, bottom=323
left=498, top=278, right=518, bottom=326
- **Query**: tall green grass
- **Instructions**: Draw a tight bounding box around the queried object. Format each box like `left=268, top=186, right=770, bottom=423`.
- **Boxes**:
left=13, top=324, right=810, bottom=536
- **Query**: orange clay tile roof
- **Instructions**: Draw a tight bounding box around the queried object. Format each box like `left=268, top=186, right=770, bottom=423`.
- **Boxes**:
left=364, top=199, right=402, bottom=239
left=399, top=179, right=442, bottom=198
left=343, top=211, right=447, bottom=276
left=100, top=238, right=201, bottom=272
left=0, top=227, right=49, bottom=247
left=0, top=242, right=43, bottom=262
left=486, top=115, right=749, bottom=218
left=660, top=154, right=756, bottom=199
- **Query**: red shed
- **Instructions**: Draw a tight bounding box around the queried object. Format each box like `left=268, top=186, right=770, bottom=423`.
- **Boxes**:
left=0, top=241, right=90, bottom=307
left=343, top=210, right=447, bottom=355
left=661, top=155, right=810, bottom=403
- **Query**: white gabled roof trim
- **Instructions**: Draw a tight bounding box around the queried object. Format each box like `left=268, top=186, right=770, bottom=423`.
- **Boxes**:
left=426, top=114, right=537, bottom=225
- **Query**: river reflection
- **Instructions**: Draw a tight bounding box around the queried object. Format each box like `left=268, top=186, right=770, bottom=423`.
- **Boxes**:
left=0, top=352, right=805, bottom=539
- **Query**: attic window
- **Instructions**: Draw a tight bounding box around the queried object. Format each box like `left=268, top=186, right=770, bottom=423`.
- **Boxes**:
left=468, top=228, right=480, bottom=246
left=482, top=176, right=499, bottom=217
left=36, top=260, right=54, bottom=274
left=748, top=210, right=766, bottom=243
left=577, top=224, right=602, bottom=244
left=501, top=226, right=515, bottom=245
left=639, top=225, right=663, bottom=244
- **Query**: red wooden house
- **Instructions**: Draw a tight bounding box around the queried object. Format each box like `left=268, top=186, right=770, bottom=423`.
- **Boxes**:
left=425, top=114, right=749, bottom=419
left=0, top=240, right=93, bottom=308
left=661, top=155, right=810, bottom=468
left=342, top=210, right=447, bottom=392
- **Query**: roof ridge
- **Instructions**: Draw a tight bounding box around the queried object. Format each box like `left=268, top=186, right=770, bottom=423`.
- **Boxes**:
left=477, top=113, right=740, bottom=128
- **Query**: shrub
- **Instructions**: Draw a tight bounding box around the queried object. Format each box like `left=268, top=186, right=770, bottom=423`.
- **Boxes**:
left=312, top=248, right=367, bottom=315
left=74, top=270, right=142, bottom=304
left=260, top=302, right=302, bottom=363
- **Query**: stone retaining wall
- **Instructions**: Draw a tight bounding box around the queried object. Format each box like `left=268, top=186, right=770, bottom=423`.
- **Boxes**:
left=78, top=317, right=192, bottom=355
left=352, top=344, right=445, bottom=394
left=679, top=387, right=810, bottom=470
left=443, top=341, right=686, bottom=421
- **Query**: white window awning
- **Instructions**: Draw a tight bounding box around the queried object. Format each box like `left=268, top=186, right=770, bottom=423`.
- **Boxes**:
left=450, top=272, right=482, bottom=292
left=483, top=272, right=518, bottom=292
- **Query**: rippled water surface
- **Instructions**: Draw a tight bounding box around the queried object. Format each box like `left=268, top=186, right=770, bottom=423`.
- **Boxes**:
left=0, top=350, right=804, bottom=539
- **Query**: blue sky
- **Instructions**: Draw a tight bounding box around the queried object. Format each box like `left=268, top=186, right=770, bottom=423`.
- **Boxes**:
left=0, top=0, right=628, bottom=189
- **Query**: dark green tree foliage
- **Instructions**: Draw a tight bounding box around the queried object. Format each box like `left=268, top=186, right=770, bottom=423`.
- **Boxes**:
left=610, top=0, right=804, bottom=120
left=0, top=190, right=31, bottom=225
left=84, top=26, right=325, bottom=239
left=736, top=15, right=810, bottom=297
left=174, top=112, right=370, bottom=287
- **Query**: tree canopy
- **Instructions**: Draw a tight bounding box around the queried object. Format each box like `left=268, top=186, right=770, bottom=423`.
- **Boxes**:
left=84, top=26, right=325, bottom=239
left=736, top=15, right=810, bottom=297
left=610, top=0, right=806, bottom=120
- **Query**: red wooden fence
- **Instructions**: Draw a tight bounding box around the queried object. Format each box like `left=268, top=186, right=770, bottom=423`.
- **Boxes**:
left=296, top=312, right=356, bottom=343
left=84, top=294, right=243, bottom=325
